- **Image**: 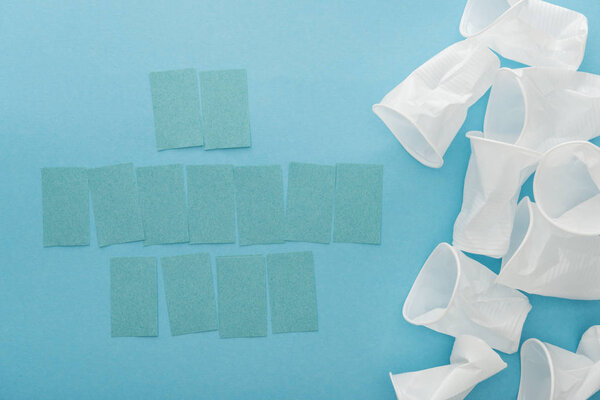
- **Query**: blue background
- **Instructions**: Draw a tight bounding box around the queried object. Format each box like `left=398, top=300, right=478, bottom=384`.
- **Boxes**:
left=1, top=0, right=600, bottom=398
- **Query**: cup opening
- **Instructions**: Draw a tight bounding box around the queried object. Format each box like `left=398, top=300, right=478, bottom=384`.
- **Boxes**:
left=518, top=340, right=553, bottom=400
left=403, top=244, right=460, bottom=325
left=483, top=69, right=526, bottom=145
left=534, top=142, right=600, bottom=235
left=373, top=104, right=443, bottom=168
left=460, top=0, right=513, bottom=37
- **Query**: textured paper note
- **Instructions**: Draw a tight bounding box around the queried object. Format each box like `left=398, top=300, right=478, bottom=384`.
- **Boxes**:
left=285, top=162, right=335, bottom=243
left=149, top=68, right=203, bottom=150
left=110, top=257, right=157, bottom=337
left=334, top=163, right=383, bottom=244
left=187, top=165, right=236, bottom=244
left=161, top=253, right=217, bottom=336
left=88, top=163, right=144, bottom=247
left=136, top=165, right=189, bottom=245
left=234, top=166, right=285, bottom=245
left=199, top=69, right=251, bottom=149
left=217, top=255, right=267, bottom=338
left=41, top=167, right=90, bottom=246
left=267, top=251, right=318, bottom=333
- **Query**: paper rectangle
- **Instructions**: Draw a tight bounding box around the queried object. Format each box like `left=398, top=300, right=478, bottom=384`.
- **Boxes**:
left=41, top=167, right=90, bottom=246
left=136, top=165, right=189, bottom=245
left=285, top=162, right=335, bottom=243
left=216, top=255, right=267, bottom=338
left=267, top=251, right=318, bottom=333
left=110, top=257, right=158, bottom=337
left=187, top=165, right=236, bottom=244
left=161, top=253, right=217, bottom=336
left=199, top=69, right=251, bottom=150
left=88, top=163, right=144, bottom=247
left=333, top=163, right=383, bottom=244
left=234, top=166, right=285, bottom=245
left=149, top=68, right=203, bottom=150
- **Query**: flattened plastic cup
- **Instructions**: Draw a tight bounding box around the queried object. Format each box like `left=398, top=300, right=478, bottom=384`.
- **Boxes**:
left=533, top=141, right=600, bottom=236
left=373, top=39, right=499, bottom=168
left=460, top=0, right=588, bottom=69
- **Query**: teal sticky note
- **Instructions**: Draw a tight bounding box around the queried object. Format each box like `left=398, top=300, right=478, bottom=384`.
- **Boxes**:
left=333, top=163, right=383, bottom=244
left=234, top=166, right=285, bottom=245
left=88, top=163, right=144, bottom=247
left=41, top=167, right=90, bottom=246
left=285, top=162, right=335, bottom=243
left=216, top=255, right=267, bottom=338
left=110, top=257, right=158, bottom=337
left=136, top=165, right=189, bottom=245
left=149, top=68, right=203, bottom=150
left=199, top=69, right=251, bottom=150
left=267, top=251, right=318, bottom=333
left=187, top=165, right=236, bottom=244
left=161, top=253, right=217, bottom=336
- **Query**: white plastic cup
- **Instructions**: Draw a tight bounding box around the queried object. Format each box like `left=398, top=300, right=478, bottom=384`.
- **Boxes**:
left=373, top=39, right=499, bottom=168
left=389, top=335, right=506, bottom=400
left=498, top=198, right=600, bottom=300
left=403, top=243, right=531, bottom=354
left=484, top=68, right=600, bottom=153
left=460, top=0, right=588, bottom=69
left=518, top=326, right=600, bottom=400
left=453, top=131, right=540, bottom=258
left=533, top=141, right=600, bottom=236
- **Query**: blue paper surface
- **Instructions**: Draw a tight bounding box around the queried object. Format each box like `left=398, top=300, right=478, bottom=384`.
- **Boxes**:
left=3, top=1, right=600, bottom=399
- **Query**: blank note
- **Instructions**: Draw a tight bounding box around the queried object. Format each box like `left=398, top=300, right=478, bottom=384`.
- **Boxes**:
left=199, top=69, right=251, bottom=150
left=136, top=165, right=189, bottom=245
left=88, top=163, right=144, bottom=247
left=216, top=255, right=267, bottom=338
left=285, top=162, right=335, bottom=243
left=234, top=166, right=285, bottom=245
left=161, top=253, right=217, bottom=336
left=110, top=257, right=158, bottom=337
left=267, top=251, right=318, bottom=333
left=187, top=165, right=236, bottom=244
left=149, top=68, right=203, bottom=150
left=333, top=163, right=383, bottom=244
left=41, top=167, right=90, bottom=247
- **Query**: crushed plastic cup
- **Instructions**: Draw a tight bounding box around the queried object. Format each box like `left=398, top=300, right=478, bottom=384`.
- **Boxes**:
left=373, top=39, right=499, bottom=168
left=459, top=0, right=588, bottom=69
left=403, top=243, right=531, bottom=354
left=533, top=141, right=600, bottom=236
left=389, top=335, right=506, bottom=400
left=452, top=131, right=540, bottom=258
left=498, top=197, right=600, bottom=300
left=518, top=326, right=600, bottom=400
left=484, top=68, right=600, bottom=153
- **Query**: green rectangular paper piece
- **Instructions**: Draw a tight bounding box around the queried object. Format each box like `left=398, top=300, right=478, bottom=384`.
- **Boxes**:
left=136, top=165, right=189, bottom=245
left=187, top=165, right=236, bottom=244
left=199, top=69, right=251, bottom=149
left=285, top=162, right=335, bottom=243
left=234, top=166, right=285, bottom=245
left=42, top=167, right=90, bottom=246
left=110, top=257, right=157, bottom=337
left=216, top=255, right=267, bottom=338
left=88, top=163, right=144, bottom=247
left=161, top=253, right=217, bottom=336
left=149, top=68, right=203, bottom=150
left=333, top=163, right=383, bottom=244
left=267, top=251, right=318, bottom=333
